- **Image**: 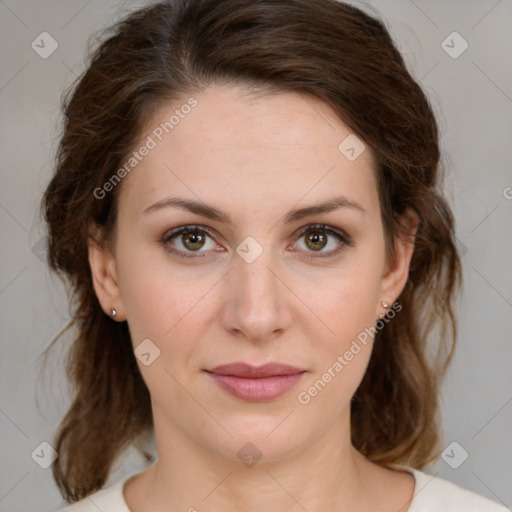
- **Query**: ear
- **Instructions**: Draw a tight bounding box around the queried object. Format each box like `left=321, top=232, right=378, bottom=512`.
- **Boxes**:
left=88, top=232, right=125, bottom=321
left=378, top=206, right=419, bottom=313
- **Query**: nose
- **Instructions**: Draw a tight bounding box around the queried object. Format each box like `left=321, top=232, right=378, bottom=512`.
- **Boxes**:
left=219, top=243, right=293, bottom=344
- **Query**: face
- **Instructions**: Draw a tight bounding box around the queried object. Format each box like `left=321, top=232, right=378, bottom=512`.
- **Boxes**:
left=90, top=83, right=416, bottom=464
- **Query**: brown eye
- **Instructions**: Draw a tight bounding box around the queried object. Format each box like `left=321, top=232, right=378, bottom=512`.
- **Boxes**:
left=293, top=224, right=353, bottom=259
left=161, top=225, right=218, bottom=258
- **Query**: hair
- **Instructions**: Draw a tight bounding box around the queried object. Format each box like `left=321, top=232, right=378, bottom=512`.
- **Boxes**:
left=41, top=0, right=462, bottom=503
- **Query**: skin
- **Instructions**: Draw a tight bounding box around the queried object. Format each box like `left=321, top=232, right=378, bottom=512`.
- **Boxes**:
left=89, top=83, right=419, bottom=511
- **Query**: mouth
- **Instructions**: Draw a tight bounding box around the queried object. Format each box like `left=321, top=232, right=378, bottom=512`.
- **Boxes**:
left=204, top=362, right=307, bottom=402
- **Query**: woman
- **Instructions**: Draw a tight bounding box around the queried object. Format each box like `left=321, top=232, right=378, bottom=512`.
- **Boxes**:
left=41, top=0, right=507, bottom=510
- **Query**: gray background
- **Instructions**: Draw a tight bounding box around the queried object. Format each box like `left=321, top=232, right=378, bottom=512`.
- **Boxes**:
left=1, top=1, right=511, bottom=510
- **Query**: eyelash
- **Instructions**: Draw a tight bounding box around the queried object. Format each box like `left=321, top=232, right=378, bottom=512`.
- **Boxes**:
left=159, top=223, right=354, bottom=260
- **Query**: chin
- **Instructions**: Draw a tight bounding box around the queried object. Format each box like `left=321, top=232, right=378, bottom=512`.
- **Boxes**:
left=196, top=416, right=313, bottom=466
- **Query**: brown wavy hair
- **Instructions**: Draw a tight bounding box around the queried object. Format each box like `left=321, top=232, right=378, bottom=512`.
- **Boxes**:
left=41, top=0, right=462, bottom=503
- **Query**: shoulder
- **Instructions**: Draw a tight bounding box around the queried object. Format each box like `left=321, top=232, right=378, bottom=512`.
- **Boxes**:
left=408, top=468, right=510, bottom=512
left=57, top=475, right=132, bottom=512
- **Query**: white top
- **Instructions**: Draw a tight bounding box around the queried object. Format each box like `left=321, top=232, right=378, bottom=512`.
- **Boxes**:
left=59, top=466, right=510, bottom=511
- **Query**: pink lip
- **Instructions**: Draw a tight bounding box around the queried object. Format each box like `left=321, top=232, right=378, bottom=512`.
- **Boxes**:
left=205, top=362, right=307, bottom=402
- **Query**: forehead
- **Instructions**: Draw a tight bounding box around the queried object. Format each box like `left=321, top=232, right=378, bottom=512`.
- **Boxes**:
left=118, top=84, right=379, bottom=222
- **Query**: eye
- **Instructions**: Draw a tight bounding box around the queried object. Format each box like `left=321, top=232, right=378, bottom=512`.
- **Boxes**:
left=291, top=223, right=353, bottom=259
left=161, top=225, right=219, bottom=258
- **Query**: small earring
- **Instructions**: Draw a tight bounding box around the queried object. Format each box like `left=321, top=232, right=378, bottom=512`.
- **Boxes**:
left=110, top=307, right=117, bottom=319
left=379, top=301, right=390, bottom=319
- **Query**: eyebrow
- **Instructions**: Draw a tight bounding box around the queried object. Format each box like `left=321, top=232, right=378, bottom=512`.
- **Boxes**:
left=143, top=195, right=365, bottom=224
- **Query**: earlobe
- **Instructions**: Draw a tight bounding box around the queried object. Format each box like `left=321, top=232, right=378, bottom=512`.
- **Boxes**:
left=378, top=207, right=419, bottom=311
left=87, top=236, right=125, bottom=321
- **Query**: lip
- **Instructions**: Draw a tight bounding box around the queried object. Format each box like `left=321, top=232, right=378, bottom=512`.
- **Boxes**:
left=205, top=362, right=307, bottom=402
left=208, top=362, right=306, bottom=378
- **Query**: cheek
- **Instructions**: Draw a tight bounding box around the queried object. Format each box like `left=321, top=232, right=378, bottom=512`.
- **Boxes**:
left=114, top=240, right=218, bottom=384
left=114, top=238, right=185, bottom=343
left=115, top=251, right=202, bottom=401
left=296, top=277, right=379, bottom=414
left=315, top=259, right=382, bottom=343
left=301, top=251, right=382, bottom=395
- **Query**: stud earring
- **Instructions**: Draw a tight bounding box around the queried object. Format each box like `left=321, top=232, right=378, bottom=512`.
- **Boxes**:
left=110, top=307, right=117, bottom=319
left=379, top=301, right=390, bottom=319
